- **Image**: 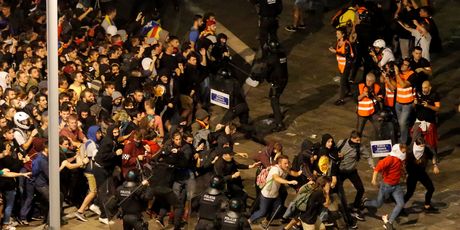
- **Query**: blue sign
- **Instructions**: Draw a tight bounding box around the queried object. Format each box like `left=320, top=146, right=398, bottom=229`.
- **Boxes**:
left=210, top=89, right=230, bottom=109
left=370, top=140, right=392, bottom=158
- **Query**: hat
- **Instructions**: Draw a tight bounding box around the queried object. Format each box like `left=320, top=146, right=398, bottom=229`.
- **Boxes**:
left=141, top=57, right=153, bottom=70
left=112, top=91, right=122, bottom=101
left=206, top=19, right=216, bottom=28
left=195, top=109, right=209, bottom=120
left=106, top=25, right=117, bottom=36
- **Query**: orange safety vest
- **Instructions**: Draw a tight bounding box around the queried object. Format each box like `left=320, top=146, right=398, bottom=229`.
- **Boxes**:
left=357, top=83, right=380, bottom=117
left=384, top=82, right=395, bottom=107
left=396, top=70, right=415, bottom=104
left=336, top=40, right=353, bottom=74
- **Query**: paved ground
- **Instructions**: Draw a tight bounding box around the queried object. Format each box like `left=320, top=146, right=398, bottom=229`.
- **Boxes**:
left=19, top=0, right=460, bottom=229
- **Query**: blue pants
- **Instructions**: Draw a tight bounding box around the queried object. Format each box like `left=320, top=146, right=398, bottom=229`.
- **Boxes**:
left=2, top=190, right=16, bottom=225
left=250, top=195, right=282, bottom=223
left=395, top=103, right=413, bottom=144
left=365, top=182, right=404, bottom=223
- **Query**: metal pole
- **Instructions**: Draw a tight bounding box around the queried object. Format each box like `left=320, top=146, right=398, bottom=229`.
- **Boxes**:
left=46, top=0, right=61, bottom=229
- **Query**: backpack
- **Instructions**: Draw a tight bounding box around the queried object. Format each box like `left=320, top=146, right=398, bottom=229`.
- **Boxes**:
left=79, top=139, right=97, bottom=159
left=331, top=6, right=354, bottom=28
left=293, top=182, right=318, bottom=212
left=256, top=166, right=273, bottom=189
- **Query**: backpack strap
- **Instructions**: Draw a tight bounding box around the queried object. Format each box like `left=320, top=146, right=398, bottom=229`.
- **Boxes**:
left=337, top=139, right=348, bottom=152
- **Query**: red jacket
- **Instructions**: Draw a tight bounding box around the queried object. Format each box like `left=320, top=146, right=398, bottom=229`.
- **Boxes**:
left=121, top=141, right=145, bottom=178
left=374, top=156, right=403, bottom=186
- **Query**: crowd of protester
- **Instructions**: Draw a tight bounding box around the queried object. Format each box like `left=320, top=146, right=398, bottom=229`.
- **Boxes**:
left=0, top=0, right=446, bottom=229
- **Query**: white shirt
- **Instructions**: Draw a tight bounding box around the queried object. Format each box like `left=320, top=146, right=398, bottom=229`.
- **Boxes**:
left=378, top=48, right=395, bottom=68
left=412, top=30, right=431, bottom=61
left=261, top=165, right=287, bottom=198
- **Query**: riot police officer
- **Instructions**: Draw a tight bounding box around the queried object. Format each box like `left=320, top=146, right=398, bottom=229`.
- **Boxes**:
left=115, top=169, right=151, bottom=230
left=250, top=0, right=283, bottom=48
left=213, top=68, right=250, bottom=131
left=192, top=175, right=229, bottom=230
left=265, top=39, right=288, bottom=131
left=218, top=199, right=251, bottom=230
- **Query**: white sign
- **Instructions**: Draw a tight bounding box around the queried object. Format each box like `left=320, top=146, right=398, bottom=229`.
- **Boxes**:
left=370, top=140, right=392, bottom=158
left=210, top=89, right=230, bottom=109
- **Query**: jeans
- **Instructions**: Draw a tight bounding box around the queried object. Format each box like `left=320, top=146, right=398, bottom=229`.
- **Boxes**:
left=2, top=190, right=16, bottom=224
left=35, top=186, right=64, bottom=224
left=365, top=182, right=404, bottom=223
left=250, top=195, right=282, bottom=222
left=20, top=179, right=35, bottom=220
left=395, top=103, right=413, bottom=144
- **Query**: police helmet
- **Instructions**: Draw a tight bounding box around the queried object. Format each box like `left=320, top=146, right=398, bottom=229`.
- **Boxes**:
left=229, top=198, right=243, bottom=212
left=126, top=169, right=140, bottom=182
left=217, top=68, right=232, bottom=79
left=210, top=175, right=224, bottom=190
left=267, top=39, right=281, bottom=53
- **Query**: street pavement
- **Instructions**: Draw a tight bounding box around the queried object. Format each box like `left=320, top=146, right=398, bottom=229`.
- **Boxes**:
left=21, top=0, right=460, bottom=229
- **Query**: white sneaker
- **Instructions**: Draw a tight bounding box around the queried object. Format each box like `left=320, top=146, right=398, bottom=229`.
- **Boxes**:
left=90, top=204, right=101, bottom=215
left=98, top=217, right=114, bottom=225
left=245, top=77, right=260, bottom=87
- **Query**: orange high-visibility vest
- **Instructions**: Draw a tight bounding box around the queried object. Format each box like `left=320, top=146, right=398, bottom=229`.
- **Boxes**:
left=336, top=40, right=353, bottom=74
left=357, top=83, right=380, bottom=117
left=396, top=71, right=415, bottom=104
left=384, top=82, right=395, bottom=107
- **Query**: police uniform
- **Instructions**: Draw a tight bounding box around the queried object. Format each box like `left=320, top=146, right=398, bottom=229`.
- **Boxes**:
left=265, top=42, right=288, bottom=130
left=115, top=171, right=151, bottom=230
left=218, top=199, right=251, bottom=230
left=194, top=188, right=228, bottom=230
left=253, top=0, right=283, bottom=48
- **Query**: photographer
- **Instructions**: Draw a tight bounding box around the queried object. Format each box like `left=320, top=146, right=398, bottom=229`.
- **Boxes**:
left=381, top=62, right=397, bottom=109
left=356, top=72, right=383, bottom=139
left=369, top=39, right=395, bottom=73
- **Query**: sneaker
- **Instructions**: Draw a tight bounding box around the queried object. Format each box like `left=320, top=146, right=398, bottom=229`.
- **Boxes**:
left=351, top=211, right=365, bottom=221
left=297, top=24, right=307, bottom=29
left=17, top=219, right=29, bottom=226
left=31, top=216, right=44, bottom=221
left=349, top=221, right=358, bottom=229
left=155, top=218, right=166, bottom=229
left=285, top=25, right=298, bottom=32
left=90, top=204, right=101, bottom=215
left=98, top=217, right=114, bottom=225
left=334, top=99, right=345, bottom=106
left=75, top=211, right=88, bottom=222
left=360, top=197, right=369, bottom=210
left=424, top=205, right=439, bottom=213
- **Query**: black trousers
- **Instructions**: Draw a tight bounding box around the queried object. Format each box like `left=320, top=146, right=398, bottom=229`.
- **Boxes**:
left=93, top=166, right=112, bottom=219
left=337, top=169, right=365, bottom=210
left=122, top=214, right=148, bottom=230
left=339, top=64, right=352, bottom=99
left=269, top=86, right=283, bottom=125
left=259, top=17, right=279, bottom=48
left=404, top=168, right=435, bottom=206
left=357, top=114, right=380, bottom=140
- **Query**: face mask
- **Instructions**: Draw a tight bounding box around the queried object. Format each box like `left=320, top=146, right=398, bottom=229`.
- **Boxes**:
left=61, top=148, right=68, bottom=153
left=134, top=141, right=142, bottom=148
left=413, top=144, right=425, bottom=160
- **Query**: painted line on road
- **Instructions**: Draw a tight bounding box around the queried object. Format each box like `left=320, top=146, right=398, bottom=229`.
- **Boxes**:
left=184, top=0, right=256, bottom=64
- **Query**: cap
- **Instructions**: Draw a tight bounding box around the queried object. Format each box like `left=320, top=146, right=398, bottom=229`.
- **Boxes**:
left=112, top=91, right=123, bottom=101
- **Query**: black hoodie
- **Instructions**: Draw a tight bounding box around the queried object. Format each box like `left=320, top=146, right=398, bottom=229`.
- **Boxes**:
left=95, top=125, right=120, bottom=171
left=319, top=133, right=339, bottom=162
